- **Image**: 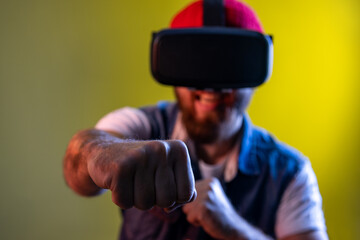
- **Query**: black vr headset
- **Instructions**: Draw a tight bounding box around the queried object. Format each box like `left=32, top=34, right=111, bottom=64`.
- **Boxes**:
left=150, top=0, right=273, bottom=89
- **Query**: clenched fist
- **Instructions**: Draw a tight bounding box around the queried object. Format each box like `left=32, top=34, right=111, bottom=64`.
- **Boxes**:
left=87, top=138, right=196, bottom=210
left=183, top=178, right=242, bottom=239
left=181, top=178, right=272, bottom=240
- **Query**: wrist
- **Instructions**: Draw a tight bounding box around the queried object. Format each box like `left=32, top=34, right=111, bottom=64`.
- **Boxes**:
left=64, top=129, right=115, bottom=196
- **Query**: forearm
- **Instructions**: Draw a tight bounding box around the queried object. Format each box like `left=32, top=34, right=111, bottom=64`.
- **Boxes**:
left=64, top=128, right=196, bottom=209
left=63, top=129, right=123, bottom=196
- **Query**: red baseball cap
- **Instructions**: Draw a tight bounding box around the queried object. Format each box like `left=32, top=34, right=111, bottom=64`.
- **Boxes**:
left=170, top=0, right=264, bottom=33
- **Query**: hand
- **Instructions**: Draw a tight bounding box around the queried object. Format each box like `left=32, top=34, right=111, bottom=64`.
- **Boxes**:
left=182, top=178, right=243, bottom=240
left=87, top=139, right=196, bottom=210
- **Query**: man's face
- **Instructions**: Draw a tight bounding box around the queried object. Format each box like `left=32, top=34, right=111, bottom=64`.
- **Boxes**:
left=175, top=87, right=254, bottom=144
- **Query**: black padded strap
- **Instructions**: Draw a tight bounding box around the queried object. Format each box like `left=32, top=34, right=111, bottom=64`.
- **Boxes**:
left=203, top=0, right=225, bottom=26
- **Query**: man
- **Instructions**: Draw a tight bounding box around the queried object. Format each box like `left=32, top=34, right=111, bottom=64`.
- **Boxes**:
left=63, top=0, right=328, bottom=239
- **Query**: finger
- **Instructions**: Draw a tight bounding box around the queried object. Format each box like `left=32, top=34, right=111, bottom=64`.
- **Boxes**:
left=185, top=210, right=201, bottom=227
left=133, top=143, right=164, bottom=210
left=182, top=202, right=191, bottom=214
left=112, top=185, right=133, bottom=209
left=153, top=141, right=177, bottom=208
left=133, top=164, right=156, bottom=210
left=188, top=219, right=201, bottom=227
left=169, top=140, right=196, bottom=203
left=111, top=164, right=135, bottom=209
left=155, top=165, right=177, bottom=208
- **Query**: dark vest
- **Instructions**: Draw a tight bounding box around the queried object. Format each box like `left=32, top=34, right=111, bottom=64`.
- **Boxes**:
left=119, top=102, right=305, bottom=240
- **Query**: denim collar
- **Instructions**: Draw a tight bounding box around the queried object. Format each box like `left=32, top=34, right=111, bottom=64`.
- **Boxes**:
left=237, top=114, right=261, bottom=175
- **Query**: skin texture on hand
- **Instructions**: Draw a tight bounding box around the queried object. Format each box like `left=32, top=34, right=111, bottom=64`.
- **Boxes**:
left=182, top=178, right=235, bottom=238
left=182, top=178, right=272, bottom=240
left=63, top=129, right=196, bottom=210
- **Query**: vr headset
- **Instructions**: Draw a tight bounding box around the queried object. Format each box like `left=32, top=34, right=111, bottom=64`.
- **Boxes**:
left=150, top=0, right=273, bottom=89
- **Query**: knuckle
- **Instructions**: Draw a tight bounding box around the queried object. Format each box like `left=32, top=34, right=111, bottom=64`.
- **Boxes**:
left=168, top=140, right=189, bottom=161
left=146, top=141, right=167, bottom=153
left=126, top=147, right=146, bottom=162
left=197, top=211, right=205, bottom=223
left=116, top=157, right=135, bottom=176
left=169, top=139, right=186, bottom=148
left=123, top=147, right=149, bottom=169
left=101, top=174, right=113, bottom=190
left=146, top=141, right=168, bottom=158
left=186, top=214, right=198, bottom=225
left=145, top=141, right=169, bottom=167
left=169, top=140, right=187, bottom=152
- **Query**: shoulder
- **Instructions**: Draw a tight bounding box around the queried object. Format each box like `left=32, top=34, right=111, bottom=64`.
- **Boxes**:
left=251, top=126, right=307, bottom=177
left=95, top=106, right=153, bottom=139
left=275, top=154, right=326, bottom=238
left=95, top=102, right=179, bottom=140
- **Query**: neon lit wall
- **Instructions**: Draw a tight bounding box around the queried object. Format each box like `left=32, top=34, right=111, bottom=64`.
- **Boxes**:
left=0, top=0, right=358, bottom=239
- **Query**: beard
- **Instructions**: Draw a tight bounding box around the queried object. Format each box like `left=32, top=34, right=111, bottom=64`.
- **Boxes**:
left=179, top=100, right=227, bottom=144
left=176, top=88, right=253, bottom=144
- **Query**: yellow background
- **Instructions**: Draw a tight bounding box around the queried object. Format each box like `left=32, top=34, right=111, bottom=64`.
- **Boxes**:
left=0, top=0, right=359, bottom=239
